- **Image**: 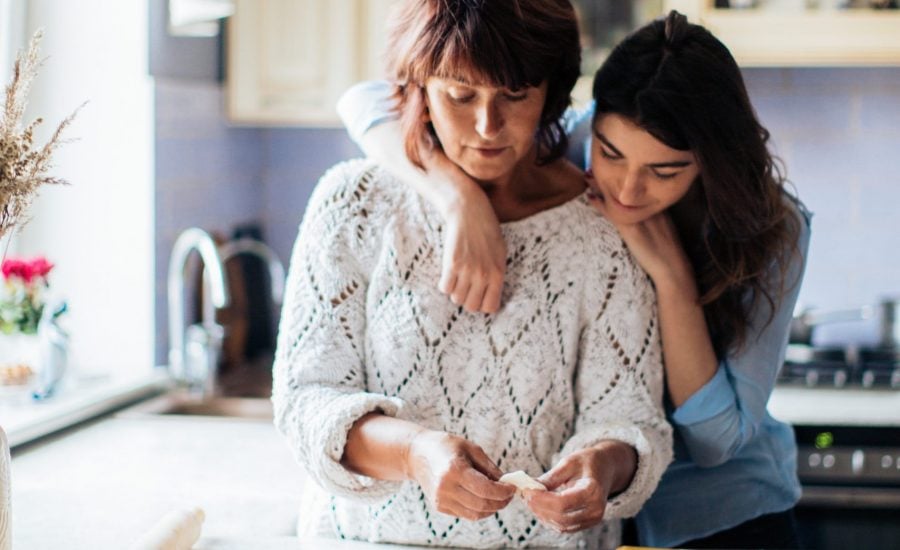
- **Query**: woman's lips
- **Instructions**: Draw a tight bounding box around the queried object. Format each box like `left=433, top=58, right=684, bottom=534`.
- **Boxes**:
left=610, top=195, right=645, bottom=211
left=473, top=147, right=507, bottom=158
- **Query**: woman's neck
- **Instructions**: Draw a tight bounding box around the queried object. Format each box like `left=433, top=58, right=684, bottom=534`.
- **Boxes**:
left=477, top=149, right=585, bottom=223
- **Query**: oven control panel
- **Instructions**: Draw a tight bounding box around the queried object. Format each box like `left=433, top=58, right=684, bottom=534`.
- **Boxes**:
left=795, top=425, right=900, bottom=486
left=798, top=446, right=900, bottom=485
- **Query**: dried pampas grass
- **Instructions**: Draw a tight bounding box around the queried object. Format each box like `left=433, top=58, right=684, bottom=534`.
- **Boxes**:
left=0, top=30, right=82, bottom=243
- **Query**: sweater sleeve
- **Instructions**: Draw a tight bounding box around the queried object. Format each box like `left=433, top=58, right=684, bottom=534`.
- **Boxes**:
left=556, top=238, right=673, bottom=519
left=272, top=161, right=407, bottom=503
left=671, top=206, right=811, bottom=467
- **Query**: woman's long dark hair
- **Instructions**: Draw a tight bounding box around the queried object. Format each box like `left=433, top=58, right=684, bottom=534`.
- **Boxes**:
left=593, top=11, right=801, bottom=357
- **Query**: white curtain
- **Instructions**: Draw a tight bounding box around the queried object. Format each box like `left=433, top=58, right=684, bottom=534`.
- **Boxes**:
left=0, top=0, right=25, bottom=81
left=14, top=0, right=156, bottom=376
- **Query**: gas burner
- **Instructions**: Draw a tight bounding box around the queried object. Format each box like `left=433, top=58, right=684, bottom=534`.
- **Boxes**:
left=779, top=345, right=900, bottom=389
left=858, top=347, right=900, bottom=389
left=781, top=345, right=851, bottom=388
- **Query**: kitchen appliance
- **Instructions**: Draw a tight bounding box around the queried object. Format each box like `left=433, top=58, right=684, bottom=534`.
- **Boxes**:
left=781, top=298, right=900, bottom=389
left=774, top=300, right=900, bottom=549
left=780, top=344, right=900, bottom=389
left=793, top=424, right=900, bottom=549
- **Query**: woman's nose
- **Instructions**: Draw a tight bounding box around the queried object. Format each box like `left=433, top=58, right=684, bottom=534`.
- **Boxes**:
left=618, top=171, right=646, bottom=205
left=475, top=101, right=503, bottom=139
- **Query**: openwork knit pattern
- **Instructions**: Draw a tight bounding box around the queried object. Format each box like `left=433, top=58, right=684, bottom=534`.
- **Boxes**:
left=273, top=160, right=673, bottom=549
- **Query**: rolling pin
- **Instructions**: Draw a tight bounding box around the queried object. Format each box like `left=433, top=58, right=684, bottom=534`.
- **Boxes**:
left=129, top=506, right=205, bottom=550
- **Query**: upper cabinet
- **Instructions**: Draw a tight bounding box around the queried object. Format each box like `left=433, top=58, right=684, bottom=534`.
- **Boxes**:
left=664, top=0, right=900, bottom=67
left=226, top=0, right=900, bottom=125
left=226, top=0, right=396, bottom=126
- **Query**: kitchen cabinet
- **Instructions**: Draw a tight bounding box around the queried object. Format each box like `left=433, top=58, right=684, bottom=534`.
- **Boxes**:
left=226, top=0, right=397, bottom=126
left=664, top=0, right=900, bottom=66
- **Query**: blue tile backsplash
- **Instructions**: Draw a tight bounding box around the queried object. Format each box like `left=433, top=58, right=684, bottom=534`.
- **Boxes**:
left=154, top=69, right=900, bottom=363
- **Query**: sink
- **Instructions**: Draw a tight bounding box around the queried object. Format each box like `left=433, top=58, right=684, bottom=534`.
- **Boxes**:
left=123, top=392, right=273, bottom=421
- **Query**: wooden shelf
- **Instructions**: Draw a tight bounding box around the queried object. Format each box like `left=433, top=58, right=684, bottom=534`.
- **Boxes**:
left=665, top=0, right=900, bottom=66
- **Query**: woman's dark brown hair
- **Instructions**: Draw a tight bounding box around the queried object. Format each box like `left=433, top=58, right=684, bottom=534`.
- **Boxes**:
left=592, top=10, right=803, bottom=357
left=384, top=0, right=581, bottom=169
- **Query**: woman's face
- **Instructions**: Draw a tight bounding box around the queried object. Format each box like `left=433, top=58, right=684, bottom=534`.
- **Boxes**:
left=589, top=113, right=700, bottom=225
left=423, top=76, right=547, bottom=184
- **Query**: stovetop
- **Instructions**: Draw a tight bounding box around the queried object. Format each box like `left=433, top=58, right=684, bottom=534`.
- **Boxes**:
left=779, top=345, right=900, bottom=389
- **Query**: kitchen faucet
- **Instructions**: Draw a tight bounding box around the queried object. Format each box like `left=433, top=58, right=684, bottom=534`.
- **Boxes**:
left=203, top=238, right=285, bottom=325
left=167, top=228, right=230, bottom=397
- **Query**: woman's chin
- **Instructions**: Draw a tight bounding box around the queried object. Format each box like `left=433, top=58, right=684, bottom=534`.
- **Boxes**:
left=462, top=165, right=512, bottom=185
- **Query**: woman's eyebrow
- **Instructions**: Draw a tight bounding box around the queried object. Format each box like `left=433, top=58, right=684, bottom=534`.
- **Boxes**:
left=593, top=130, right=624, bottom=157
left=649, top=160, right=693, bottom=169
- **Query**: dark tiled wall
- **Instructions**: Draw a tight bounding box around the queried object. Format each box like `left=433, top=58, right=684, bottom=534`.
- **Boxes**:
left=154, top=68, right=900, bottom=362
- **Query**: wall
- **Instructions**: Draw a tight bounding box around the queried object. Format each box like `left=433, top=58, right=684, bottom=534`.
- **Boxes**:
left=153, top=81, right=358, bottom=364
left=153, top=67, right=900, bottom=361
left=744, top=68, right=900, bottom=345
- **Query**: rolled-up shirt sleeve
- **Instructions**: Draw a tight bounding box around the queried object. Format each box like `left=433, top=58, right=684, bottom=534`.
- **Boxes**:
left=336, top=80, right=397, bottom=148
left=671, top=207, right=811, bottom=467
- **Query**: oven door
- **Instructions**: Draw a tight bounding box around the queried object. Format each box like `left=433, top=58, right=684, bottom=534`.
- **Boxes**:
left=796, top=485, right=900, bottom=550
left=793, top=425, right=900, bottom=550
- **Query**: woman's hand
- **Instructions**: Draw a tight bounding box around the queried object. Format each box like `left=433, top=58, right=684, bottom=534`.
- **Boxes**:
left=406, top=430, right=515, bottom=520
left=584, top=171, right=692, bottom=288
left=441, top=187, right=507, bottom=313
left=423, top=148, right=507, bottom=313
left=523, top=442, right=636, bottom=534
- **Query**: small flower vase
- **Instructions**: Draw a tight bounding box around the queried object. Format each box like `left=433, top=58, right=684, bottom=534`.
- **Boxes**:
left=0, top=426, right=11, bottom=550
left=0, top=333, right=42, bottom=388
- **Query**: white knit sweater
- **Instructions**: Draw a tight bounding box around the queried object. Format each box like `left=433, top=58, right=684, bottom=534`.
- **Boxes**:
left=272, top=159, right=672, bottom=549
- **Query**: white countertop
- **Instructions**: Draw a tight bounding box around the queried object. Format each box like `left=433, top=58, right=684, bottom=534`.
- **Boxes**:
left=9, top=410, right=306, bottom=549
left=9, top=385, right=897, bottom=549
left=769, top=385, right=900, bottom=427
left=1, top=370, right=171, bottom=447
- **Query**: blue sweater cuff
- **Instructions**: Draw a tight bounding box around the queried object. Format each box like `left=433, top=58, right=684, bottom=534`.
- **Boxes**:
left=671, top=364, right=734, bottom=426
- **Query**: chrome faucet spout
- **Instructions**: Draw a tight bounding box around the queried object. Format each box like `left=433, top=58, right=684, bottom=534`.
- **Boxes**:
left=217, top=238, right=285, bottom=304
left=167, top=228, right=230, bottom=391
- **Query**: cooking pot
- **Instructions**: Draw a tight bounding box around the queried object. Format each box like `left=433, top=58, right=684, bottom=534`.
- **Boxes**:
left=790, top=298, right=900, bottom=348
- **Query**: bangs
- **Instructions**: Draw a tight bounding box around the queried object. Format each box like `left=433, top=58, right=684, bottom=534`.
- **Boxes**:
left=404, top=6, right=549, bottom=91
left=431, top=35, right=542, bottom=90
left=385, top=0, right=581, bottom=168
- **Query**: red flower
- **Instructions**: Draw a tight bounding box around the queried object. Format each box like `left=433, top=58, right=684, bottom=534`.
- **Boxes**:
left=28, top=257, right=54, bottom=279
left=1, top=256, right=54, bottom=284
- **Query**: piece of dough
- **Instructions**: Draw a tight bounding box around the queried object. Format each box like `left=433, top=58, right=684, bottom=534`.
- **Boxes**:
left=129, top=506, right=205, bottom=550
left=499, top=470, right=546, bottom=493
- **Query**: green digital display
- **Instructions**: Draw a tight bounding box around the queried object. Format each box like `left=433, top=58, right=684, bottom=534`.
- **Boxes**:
left=815, top=431, right=834, bottom=449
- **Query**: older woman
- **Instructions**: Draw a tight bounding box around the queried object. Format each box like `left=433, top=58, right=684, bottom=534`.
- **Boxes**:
left=272, top=1, right=671, bottom=548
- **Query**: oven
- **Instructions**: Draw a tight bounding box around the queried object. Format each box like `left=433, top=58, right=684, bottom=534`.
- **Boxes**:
left=792, top=424, right=900, bottom=550
left=772, top=341, right=900, bottom=548
left=775, top=314, right=900, bottom=548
